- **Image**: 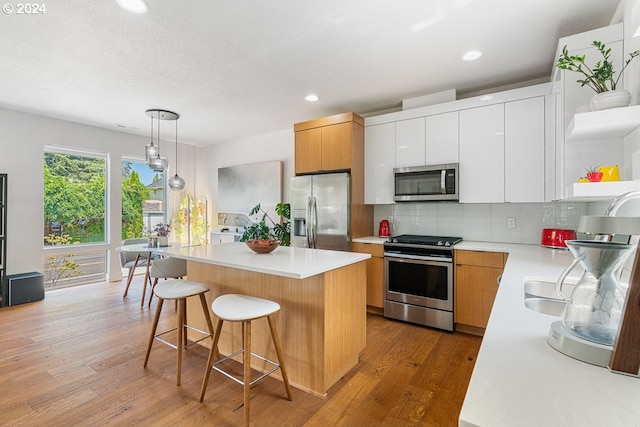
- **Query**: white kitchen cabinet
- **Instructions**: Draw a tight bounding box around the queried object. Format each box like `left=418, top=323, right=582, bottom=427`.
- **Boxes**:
left=365, top=123, right=396, bottom=204
left=426, top=111, right=459, bottom=164
left=505, top=97, right=545, bottom=202
left=395, top=117, right=425, bottom=167
left=459, top=104, right=505, bottom=203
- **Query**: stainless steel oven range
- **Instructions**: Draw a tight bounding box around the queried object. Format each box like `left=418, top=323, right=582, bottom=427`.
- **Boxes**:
left=384, top=234, right=462, bottom=332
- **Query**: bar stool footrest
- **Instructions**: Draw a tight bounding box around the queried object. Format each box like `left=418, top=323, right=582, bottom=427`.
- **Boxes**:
left=154, top=325, right=212, bottom=350
left=212, top=349, right=282, bottom=387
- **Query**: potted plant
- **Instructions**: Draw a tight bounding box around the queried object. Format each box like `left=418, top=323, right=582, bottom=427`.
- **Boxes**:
left=241, top=202, right=290, bottom=253
left=585, top=166, right=603, bottom=183
left=150, top=223, right=171, bottom=247
left=556, top=41, right=639, bottom=111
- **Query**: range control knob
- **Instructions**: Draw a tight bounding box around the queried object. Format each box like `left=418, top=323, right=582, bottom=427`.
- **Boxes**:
left=445, top=241, right=451, bottom=247
left=437, top=240, right=444, bottom=246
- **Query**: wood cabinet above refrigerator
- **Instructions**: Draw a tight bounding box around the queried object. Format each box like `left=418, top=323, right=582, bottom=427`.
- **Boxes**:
left=294, top=112, right=364, bottom=175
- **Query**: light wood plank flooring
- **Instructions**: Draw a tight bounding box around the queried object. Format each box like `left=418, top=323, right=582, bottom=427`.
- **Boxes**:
left=0, top=276, right=481, bottom=426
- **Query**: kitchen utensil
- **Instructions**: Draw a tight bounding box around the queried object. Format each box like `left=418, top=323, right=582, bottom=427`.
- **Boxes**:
left=378, top=219, right=391, bottom=237
left=555, top=240, right=634, bottom=346
left=540, top=228, right=576, bottom=248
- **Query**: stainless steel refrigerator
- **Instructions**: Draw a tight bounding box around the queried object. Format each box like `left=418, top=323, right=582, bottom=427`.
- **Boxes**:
left=290, top=172, right=350, bottom=251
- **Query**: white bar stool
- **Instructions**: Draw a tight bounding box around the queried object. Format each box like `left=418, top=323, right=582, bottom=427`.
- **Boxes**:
left=144, top=279, right=216, bottom=386
left=200, top=294, right=292, bottom=426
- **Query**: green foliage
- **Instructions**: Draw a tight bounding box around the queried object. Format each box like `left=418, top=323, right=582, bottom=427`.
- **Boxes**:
left=43, top=234, right=84, bottom=288
left=121, top=167, right=150, bottom=239
left=241, top=202, right=291, bottom=246
left=556, top=41, right=640, bottom=93
left=44, top=152, right=106, bottom=243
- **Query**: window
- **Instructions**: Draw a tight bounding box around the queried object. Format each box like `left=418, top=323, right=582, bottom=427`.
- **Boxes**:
left=43, top=148, right=107, bottom=289
left=44, top=149, right=107, bottom=245
left=122, top=158, right=166, bottom=239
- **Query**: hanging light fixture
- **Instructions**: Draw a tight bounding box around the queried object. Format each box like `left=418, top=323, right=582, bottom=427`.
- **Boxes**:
left=167, top=114, right=186, bottom=191
left=145, top=115, right=158, bottom=163
left=146, top=109, right=175, bottom=173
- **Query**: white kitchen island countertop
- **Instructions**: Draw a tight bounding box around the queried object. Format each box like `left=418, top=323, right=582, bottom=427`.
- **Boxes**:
left=458, top=242, right=640, bottom=427
left=153, top=242, right=370, bottom=279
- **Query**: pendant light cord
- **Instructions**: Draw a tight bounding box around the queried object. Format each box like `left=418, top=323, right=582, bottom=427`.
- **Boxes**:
left=156, top=113, right=160, bottom=156
left=175, top=119, right=178, bottom=174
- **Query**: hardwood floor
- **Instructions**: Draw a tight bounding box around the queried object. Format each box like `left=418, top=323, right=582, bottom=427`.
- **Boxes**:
left=0, top=275, right=481, bottom=426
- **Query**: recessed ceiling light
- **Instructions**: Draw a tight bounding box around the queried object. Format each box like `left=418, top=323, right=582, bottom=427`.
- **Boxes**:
left=479, top=95, right=493, bottom=101
left=462, top=50, right=482, bottom=61
left=116, top=0, right=148, bottom=14
left=305, top=94, right=319, bottom=102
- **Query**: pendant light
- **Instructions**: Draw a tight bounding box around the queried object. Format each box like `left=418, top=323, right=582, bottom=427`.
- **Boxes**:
left=146, top=109, right=175, bottom=172
left=145, top=115, right=158, bottom=163
left=168, top=115, right=186, bottom=191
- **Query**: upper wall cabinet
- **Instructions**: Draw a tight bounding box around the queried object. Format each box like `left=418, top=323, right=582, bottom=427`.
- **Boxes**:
left=460, top=98, right=546, bottom=203
left=395, top=117, right=425, bottom=168
left=364, top=83, right=551, bottom=204
left=365, top=123, right=395, bottom=204
left=505, top=97, right=545, bottom=203
left=294, top=112, right=364, bottom=175
left=459, top=104, right=505, bottom=203
left=426, top=111, right=459, bottom=165
left=394, top=113, right=459, bottom=168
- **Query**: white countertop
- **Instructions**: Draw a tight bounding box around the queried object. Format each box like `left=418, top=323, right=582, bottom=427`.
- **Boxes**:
left=352, top=236, right=389, bottom=244
left=150, top=242, right=370, bottom=280
left=459, top=242, right=640, bottom=427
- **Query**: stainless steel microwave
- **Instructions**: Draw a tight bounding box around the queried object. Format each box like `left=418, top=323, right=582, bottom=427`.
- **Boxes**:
left=394, top=163, right=458, bottom=202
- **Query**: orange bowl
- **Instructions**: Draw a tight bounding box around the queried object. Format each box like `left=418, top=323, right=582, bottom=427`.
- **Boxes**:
left=245, top=239, right=280, bottom=254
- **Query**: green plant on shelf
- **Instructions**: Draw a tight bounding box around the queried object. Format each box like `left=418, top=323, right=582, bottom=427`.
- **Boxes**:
left=556, top=41, right=640, bottom=93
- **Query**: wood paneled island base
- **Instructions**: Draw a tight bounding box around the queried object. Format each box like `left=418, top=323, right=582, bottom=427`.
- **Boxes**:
left=186, top=259, right=366, bottom=396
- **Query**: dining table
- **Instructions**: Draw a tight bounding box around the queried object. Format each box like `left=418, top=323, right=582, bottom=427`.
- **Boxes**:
left=116, top=242, right=170, bottom=306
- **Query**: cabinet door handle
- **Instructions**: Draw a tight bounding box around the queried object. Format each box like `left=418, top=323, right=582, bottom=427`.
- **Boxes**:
left=496, top=274, right=502, bottom=286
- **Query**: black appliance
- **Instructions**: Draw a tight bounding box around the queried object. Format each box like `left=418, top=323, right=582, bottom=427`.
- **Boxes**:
left=384, top=234, right=462, bottom=331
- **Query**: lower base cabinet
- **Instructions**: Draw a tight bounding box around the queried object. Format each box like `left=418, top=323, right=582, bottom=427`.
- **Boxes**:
left=454, top=250, right=508, bottom=335
left=352, top=242, right=384, bottom=310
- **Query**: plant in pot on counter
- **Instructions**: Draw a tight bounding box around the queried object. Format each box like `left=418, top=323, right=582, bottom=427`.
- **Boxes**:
left=241, top=202, right=290, bottom=253
left=556, top=41, right=640, bottom=110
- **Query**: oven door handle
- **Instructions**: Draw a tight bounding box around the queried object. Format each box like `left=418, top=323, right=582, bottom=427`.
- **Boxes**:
left=384, top=253, right=452, bottom=263
left=440, top=169, right=446, bottom=194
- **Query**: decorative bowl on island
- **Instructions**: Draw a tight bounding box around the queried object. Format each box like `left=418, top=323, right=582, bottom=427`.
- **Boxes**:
left=245, top=239, right=280, bottom=254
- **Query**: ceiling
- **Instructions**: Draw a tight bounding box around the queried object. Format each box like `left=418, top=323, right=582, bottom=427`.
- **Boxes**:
left=0, top=0, right=621, bottom=146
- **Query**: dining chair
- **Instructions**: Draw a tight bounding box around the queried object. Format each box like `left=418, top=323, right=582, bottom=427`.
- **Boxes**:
left=120, top=238, right=149, bottom=300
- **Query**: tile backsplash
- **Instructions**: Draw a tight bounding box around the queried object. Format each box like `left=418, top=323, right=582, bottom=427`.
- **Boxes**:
left=373, top=202, right=591, bottom=244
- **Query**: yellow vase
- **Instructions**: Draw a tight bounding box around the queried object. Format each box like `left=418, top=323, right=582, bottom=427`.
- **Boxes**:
left=599, top=165, right=620, bottom=182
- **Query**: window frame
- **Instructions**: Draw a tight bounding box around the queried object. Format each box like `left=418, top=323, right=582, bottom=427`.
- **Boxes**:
left=43, top=146, right=110, bottom=250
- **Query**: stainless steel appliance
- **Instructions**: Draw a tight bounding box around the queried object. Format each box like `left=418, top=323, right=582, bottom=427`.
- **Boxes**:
left=394, top=163, right=458, bottom=202
left=290, top=172, right=350, bottom=251
left=384, top=234, right=462, bottom=331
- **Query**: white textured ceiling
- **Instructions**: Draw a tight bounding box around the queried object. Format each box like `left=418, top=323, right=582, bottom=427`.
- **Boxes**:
left=0, top=0, right=620, bottom=146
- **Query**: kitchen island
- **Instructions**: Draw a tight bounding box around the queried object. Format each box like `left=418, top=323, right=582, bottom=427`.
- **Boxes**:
left=155, top=243, right=370, bottom=396
left=457, top=242, right=640, bottom=426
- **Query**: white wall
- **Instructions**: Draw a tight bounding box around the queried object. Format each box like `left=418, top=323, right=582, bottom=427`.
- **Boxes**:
left=0, top=107, right=192, bottom=281
left=201, top=129, right=294, bottom=229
